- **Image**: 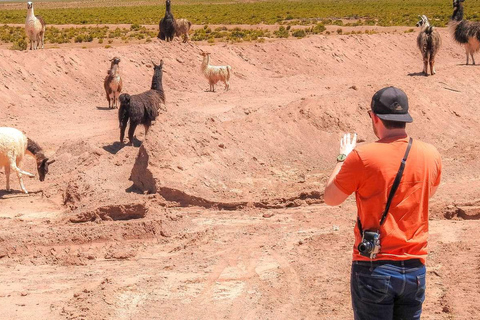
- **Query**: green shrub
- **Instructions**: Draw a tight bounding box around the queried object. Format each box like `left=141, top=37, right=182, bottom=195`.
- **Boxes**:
left=130, top=23, right=141, bottom=31
left=312, top=23, right=326, bottom=34
left=274, top=26, right=289, bottom=38
left=291, top=29, right=306, bottom=38
left=10, top=38, right=27, bottom=50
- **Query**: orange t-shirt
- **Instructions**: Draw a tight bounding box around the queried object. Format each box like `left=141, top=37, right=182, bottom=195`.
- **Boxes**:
left=334, top=136, right=442, bottom=264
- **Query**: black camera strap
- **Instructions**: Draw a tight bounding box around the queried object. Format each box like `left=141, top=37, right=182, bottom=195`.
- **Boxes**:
left=357, top=137, right=413, bottom=236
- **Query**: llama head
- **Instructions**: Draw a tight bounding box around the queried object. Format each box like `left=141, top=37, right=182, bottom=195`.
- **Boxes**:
left=166, top=0, right=171, bottom=10
left=37, top=158, right=55, bottom=182
left=416, top=15, right=429, bottom=27
left=110, top=57, right=121, bottom=65
left=152, top=60, right=164, bottom=70
left=27, top=2, right=33, bottom=9
left=452, top=0, right=465, bottom=21
left=200, top=51, right=211, bottom=57
left=453, top=0, right=465, bottom=8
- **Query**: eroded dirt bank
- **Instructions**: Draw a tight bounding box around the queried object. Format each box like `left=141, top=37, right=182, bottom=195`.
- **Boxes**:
left=0, top=29, right=479, bottom=319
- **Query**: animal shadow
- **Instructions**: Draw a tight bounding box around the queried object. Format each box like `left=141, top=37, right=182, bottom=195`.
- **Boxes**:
left=102, top=141, right=125, bottom=154
left=0, top=189, right=41, bottom=199
left=408, top=72, right=428, bottom=77
left=125, top=184, right=144, bottom=194
left=96, top=106, right=115, bottom=111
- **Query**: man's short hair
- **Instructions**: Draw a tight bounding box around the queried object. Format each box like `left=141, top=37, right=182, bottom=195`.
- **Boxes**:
left=380, top=119, right=406, bottom=129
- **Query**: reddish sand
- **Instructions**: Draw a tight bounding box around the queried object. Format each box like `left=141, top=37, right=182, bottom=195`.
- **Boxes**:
left=0, top=28, right=479, bottom=319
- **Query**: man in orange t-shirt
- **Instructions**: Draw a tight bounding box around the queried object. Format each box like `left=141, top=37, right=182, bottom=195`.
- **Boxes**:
left=324, top=87, right=441, bottom=320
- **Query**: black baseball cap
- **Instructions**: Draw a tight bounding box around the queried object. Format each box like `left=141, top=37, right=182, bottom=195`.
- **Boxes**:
left=371, top=86, right=413, bottom=123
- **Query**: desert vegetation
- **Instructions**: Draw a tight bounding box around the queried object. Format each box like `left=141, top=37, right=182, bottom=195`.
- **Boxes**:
left=2, top=0, right=478, bottom=49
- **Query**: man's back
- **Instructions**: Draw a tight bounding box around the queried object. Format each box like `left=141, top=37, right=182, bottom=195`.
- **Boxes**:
left=334, top=136, right=442, bottom=263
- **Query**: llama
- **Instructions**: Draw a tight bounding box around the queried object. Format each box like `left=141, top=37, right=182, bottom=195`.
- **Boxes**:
left=25, top=2, right=46, bottom=50
left=450, top=0, right=480, bottom=65
left=175, top=18, right=192, bottom=43
left=118, top=60, right=166, bottom=145
left=158, top=0, right=176, bottom=42
left=0, top=127, right=54, bottom=194
left=104, top=57, right=123, bottom=109
left=201, top=52, right=232, bottom=92
left=416, top=15, right=442, bottom=75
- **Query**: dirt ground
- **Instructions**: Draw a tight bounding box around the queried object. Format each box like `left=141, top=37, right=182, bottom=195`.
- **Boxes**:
left=0, top=27, right=479, bottom=319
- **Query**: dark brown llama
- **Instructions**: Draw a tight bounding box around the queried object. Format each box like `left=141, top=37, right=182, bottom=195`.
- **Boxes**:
left=118, top=60, right=167, bottom=145
left=158, top=0, right=176, bottom=41
left=450, top=0, right=480, bottom=65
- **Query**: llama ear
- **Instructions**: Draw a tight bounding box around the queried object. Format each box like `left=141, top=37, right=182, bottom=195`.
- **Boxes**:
left=47, top=159, right=56, bottom=165
left=159, top=60, right=164, bottom=67
left=151, top=61, right=157, bottom=67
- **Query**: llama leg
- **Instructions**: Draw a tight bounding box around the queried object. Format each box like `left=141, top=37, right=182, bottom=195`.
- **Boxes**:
left=423, top=56, right=428, bottom=75
left=466, top=49, right=469, bottom=65
left=471, top=53, right=476, bottom=65
left=5, top=166, right=10, bottom=191
left=430, top=59, right=436, bottom=75
left=144, top=122, right=151, bottom=137
left=10, top=163, right=32, bottom=194
left=41, top=33, right=45, bottom=49
left=128, top=123, right=137, bottom=144
left=120, top=122, right=128, bottom=143
left=11, top=156, right=35, bottom=178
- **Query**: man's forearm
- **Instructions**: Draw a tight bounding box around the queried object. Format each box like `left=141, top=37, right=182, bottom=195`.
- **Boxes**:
left=326, top=161, right=344, bottom=189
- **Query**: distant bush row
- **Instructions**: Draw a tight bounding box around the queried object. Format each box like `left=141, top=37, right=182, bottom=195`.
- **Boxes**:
left=1, top=23, right=391, bottom=50
left=0, top=24, right=158, bottom=50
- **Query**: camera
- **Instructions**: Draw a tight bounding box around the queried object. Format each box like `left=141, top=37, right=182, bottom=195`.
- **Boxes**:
left=358, top=230, right=381, bottom=259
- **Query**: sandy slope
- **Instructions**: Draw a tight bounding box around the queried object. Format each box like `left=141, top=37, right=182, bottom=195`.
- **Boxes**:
left=0, top=29, right=479, bottom=319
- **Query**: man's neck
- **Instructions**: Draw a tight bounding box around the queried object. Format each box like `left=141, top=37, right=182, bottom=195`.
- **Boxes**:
left=378, top=129, right=407, bottom=140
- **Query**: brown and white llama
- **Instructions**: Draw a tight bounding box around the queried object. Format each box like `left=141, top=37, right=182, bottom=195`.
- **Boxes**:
left=0, top=127, right=54, bottom=194
left=104, top=57, right=123, bottom=109
left=450, top=0, right=480, bottom=65
left=175, top=19, right=192, bottom=43
left=416, top=15, right=442, bottom=75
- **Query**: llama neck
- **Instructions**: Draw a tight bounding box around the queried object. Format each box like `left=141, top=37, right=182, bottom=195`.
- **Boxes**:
left=27, top=138, right=46, bottom=162
left=109, top=64, right=119, bottom=77
left=166, top=2, right=171, bottom=14
left=151, top=70, right=164, bottom=92
left=27, top=8, right=35, bottom=20
left=452, top=5, right=464, bottom=21
left=201, top=55, right=209, bottom=71
left=422, top=19, right=430, bottom=30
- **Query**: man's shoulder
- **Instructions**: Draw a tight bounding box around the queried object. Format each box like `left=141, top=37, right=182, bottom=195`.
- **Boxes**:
left=412, top=139, right=441, bottom=159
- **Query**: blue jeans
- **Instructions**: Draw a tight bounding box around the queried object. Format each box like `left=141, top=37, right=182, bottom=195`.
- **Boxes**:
left=351, top=260, right=426, bottom=320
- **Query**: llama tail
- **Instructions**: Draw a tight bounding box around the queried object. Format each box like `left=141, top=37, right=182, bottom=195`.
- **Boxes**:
left=118, top=93, right=130, bottom=127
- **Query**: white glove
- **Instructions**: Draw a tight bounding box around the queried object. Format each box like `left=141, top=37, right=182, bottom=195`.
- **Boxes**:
left=339, top=133, right=357, bottom=156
